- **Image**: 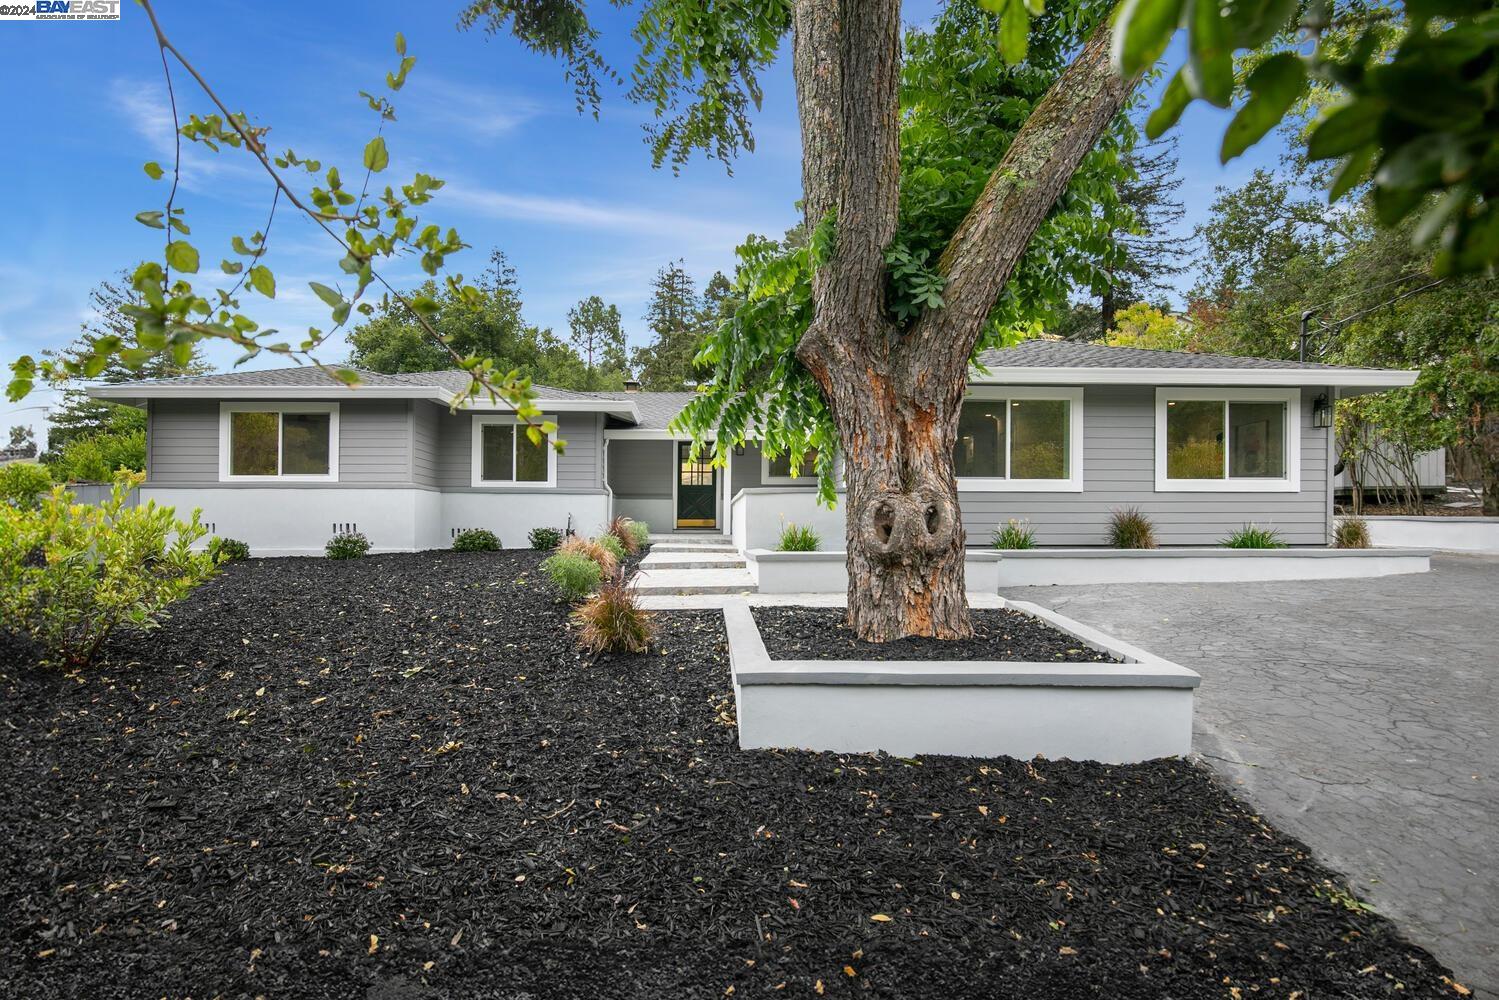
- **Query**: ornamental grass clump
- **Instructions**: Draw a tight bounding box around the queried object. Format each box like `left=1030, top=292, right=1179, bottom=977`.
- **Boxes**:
left=992, top=518, right=1037, bottom=550
left=208, top=537, right=251, bottom=563
left=541, top=550, right=603, bottom=601
left=574, top=575, right=655, bottom=654
left=528, top=526, right=563, bottom=551
left=777, top=521, right=820, bottom=552
left=326, top=531, right=371, bottom=559
left=557, top=534, right=619, bottom=576
left=626, top=519, right=651, bottom=551
left=1108, top=507, right=1157, bottom=549
left=0, top=472, right=218, bottom=667
left=1223, top=524, right=1287, bottom=549
left=1334, top=517, right=1371, bottom=549
left=594, top=532, right=627, bottom=564
left=606, top=515, right=646, bottom=554
left=452, top=528, right=501, bottom=552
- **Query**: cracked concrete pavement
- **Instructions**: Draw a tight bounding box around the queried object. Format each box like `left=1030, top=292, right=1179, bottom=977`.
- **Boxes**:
left=1009, top=553, right=1497, bottom=996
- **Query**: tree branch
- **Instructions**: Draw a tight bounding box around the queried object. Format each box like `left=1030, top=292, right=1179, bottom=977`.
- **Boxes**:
left=916, top=19, right=1138, bottom=374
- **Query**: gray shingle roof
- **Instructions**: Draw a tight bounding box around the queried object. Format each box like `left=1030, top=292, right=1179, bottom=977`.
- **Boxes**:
left=594, top=391, right=699, bottom=429
left=115, top=365, right=607, bottom=400
left=975, top=339, right=1365, bottom=371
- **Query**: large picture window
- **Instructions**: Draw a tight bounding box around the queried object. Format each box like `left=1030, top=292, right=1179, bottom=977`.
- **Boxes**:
left=471, top=415, right=556, bottom=488
left=954, top=387, right=1083, bottom=491
left=762, top=447, right=819, bottom=484
left=1155, top=388, right=1300, bottom=492
left=219, top=403, right=338, bottom=481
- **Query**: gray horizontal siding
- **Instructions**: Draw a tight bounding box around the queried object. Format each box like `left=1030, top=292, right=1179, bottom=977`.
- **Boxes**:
left=411, top=401, right=440, bottom=488
left=434, top=409, right=601, bottom=491
left=608, top=439, right=674, bottom=498
left=147, top=398, right=414, bottom=487
left=958, top=385, right=1331, bottom=546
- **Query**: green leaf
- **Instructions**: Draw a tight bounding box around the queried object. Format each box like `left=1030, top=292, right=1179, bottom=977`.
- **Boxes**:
left=1146, top=68, right=1191, bottom=139
left=143, top=161, right=164, bottom=180
left=135, top=210, right=166, bottom=229
left=998, top=0, right=1029, bottom=64
left=363, top=136, right=389, bottom=173
left=309, top=281, right=343, bottom=308
left=221, top=259, right=244, bottom=275
left=248, top=265, right=275, bottom=298
left=394, top=31, right=406, bottom=56
left=1022, top=0, right=1044, bottom=14
left=409, top=294, right=440, bottom=318
left=977, top=0, right=1005, bottom=11
left=1327, top=145, right=1375, bottom=202
left=1220, top=53, right=1305, bottom=162
left=1185, top=0, right=1233, bottom=107
left=1112, top=0, right=1185, bottom=77
left=1228, top=0, right=1298, bottom=48
left=1306, top=100, right=1382, bottom=161
left=165, top=241, right=200, bottom=274
left=169, top=217, right=190, bottom=235
left=231, top=235, right=254, bottom=255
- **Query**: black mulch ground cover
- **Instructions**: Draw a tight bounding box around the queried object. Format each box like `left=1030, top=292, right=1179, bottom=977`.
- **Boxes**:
left=0, top=551, right=1465, bottom=999
left=753, top=606, right=1122, bottom=663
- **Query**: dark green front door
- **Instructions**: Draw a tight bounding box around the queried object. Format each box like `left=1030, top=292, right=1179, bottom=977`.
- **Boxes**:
left=676, top=441, right=717, bottom=528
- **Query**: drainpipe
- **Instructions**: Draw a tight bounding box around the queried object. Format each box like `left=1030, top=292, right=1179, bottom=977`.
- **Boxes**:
left=602, top=431, right=614, bottom=523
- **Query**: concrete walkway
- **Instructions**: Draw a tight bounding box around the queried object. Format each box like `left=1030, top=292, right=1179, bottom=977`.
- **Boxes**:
left=1007, top=554, right=1498, bottom=996
left=637, top=536, right=756, bottom=595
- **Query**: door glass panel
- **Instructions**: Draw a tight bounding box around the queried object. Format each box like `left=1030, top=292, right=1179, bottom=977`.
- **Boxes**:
left=1166, top=399, right=1225, bottom=479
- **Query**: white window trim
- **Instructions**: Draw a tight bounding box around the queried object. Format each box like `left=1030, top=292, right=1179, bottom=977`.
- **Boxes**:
left=471, top=413, right=557, bottom=489
left=955, top=386, right=1084, bottom=493
left=218, top=402, right=339, bottom=483
left=1154, top=387, right=1301, bottom=493
left=761, top=447, right=821, bottom=486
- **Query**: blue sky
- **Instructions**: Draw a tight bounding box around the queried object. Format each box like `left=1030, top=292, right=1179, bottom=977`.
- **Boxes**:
left=0, top=1, right=1285, bottom=446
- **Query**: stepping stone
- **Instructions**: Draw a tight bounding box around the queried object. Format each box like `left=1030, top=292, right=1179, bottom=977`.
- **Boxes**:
left=633, top=567, right=758, bottom=596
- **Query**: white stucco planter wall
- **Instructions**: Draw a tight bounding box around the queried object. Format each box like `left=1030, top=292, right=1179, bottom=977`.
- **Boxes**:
left=746, top=549, right=1003, bottom=594
left=441, top=491, right=609, bottom=549
left=1352, top=515, right=1499, bottom=554
left=730, top=488, right=847, bottom=552
left=726, top=598, right=1198, bottom=764
left=993, top=547, right=1432, bottom=587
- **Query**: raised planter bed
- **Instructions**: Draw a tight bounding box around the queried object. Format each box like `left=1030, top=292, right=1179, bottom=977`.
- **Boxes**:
left=726, top=597, right=1198, bottom=764
left=746, top=548, right=1002, bottom=594
left=1350, top=515, right=1499, bottom=554
left=993, top=546, right=1432, bottom=587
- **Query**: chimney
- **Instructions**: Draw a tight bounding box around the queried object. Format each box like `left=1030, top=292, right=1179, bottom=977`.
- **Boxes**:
left=623, top=378, right=641, bottom=393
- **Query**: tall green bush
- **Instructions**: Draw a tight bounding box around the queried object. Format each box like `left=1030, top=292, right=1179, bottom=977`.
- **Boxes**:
left=49, top=427, right=147, bottom=483
left=0, top=473, right=218, bottom=666
left=0, top=463, right=52, bottom=511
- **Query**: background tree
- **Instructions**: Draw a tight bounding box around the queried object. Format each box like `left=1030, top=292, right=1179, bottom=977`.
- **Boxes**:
left=566, top=295, right=630, bottom=390
left=8, top=425, right=34, bottom=450
left=1097, top=135, right=1193, bottom=335
left=347, top=248, right=592, bottom=390
left=632, top=260, right=706, bottom=390
left=1105, top=302, right=1192, bottom=350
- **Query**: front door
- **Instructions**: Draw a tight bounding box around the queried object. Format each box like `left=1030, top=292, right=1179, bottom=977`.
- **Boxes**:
left=675, top=441, right=717, bottom=529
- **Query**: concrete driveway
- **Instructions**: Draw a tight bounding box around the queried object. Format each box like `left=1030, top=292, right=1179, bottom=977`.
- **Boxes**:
left=1009, top=553, right=1498, bottom=997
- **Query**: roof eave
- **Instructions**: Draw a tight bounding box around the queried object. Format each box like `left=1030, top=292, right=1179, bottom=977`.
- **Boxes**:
left=967, top=366, right=1419, bottom=389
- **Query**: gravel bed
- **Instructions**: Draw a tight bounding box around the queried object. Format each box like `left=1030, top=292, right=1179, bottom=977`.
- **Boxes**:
left=0, top=551, right=1463, bottom=999
left=752, top=606, right=1121, bottom=662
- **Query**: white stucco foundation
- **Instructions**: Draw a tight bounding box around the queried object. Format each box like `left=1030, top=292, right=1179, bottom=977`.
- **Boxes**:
left=726, top=598, right=1199, bottom=764
left=992, top=547, right=1432, bottom=586
left=1353, top=515, right=1499, bottom=554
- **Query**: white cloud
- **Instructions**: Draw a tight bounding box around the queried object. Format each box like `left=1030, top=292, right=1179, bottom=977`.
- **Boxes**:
left=401, top=76, right=550, bottom=140
left=443, top=183, right=760, bottom=248
left=112, top=79, right=261, bottom=190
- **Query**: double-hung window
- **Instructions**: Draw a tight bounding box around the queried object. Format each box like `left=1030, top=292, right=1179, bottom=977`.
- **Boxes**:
left=1155, top=388, right=1300, bottom=491
left=953, top=387, right=1083, bottom=491
left=471, top=414, right=556, bottom=488
left=219, top=403, right=338, bottom=481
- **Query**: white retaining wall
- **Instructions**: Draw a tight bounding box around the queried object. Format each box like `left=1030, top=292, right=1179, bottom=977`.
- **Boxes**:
left=747, top=549, right=1003, bottom=594
left=993, top=547, right=1432, bottom=587
left=727, top=599, right=1198, bottom=763
left=1354, top=516, right=1499, bottom=554
left=730, top=488, right=847, bottom=552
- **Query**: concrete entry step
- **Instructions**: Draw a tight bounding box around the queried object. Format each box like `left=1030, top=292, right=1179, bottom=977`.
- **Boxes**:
left=641, top=550, right=747, bottom=570
left=647, top=534, right=733, bottom=547
left=633, top=567, right=757, bottom=595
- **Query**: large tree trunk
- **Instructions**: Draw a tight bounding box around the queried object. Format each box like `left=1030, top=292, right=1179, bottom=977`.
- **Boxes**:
left=790, top=0, right=1137, bottom=641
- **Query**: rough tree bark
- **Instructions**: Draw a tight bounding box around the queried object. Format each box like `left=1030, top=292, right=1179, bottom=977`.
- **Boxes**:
left=790, top=0, right=1138, bottom=642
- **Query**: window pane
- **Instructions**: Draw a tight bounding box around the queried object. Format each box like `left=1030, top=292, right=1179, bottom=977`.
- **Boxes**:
left=281, top=412, right=331, bottom=475
left=1009, top=399, right=1069, bottom=479
left=1229, top=401, right=1286, bottom=478
left=767, top=447, right=817, bottom=479
left=955, top=401, right=1006, bottom=478
left=515, top=427, right=550, bottom=482
left=1166, top=399, right=1225, bottom=479
left=480, top=424, right=514, bottom=482
left=229, top=411, right=278, bottom=476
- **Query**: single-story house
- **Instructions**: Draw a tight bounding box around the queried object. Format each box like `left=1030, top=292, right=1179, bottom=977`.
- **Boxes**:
left=87, top=340, right=1417, bottom=555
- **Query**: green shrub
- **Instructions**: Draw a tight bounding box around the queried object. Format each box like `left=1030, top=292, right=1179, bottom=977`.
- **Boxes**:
left=1108, top=507, right=1158, bottom=549
left=0, top=463, right=52, bottom=511
left=453, top=528, right=501, bottom=552
left=1334, top=517, right=1371, bottom=549
left=528, top=526, right=563, bottom=551
left=1223, top=524, right=1287, bottom=549
left=595, top=532, right=627, bottom=563
left=541, top=550, right=603, bottom=600
left=0, top=472, right=217, bottom=667
left=777, top=521, right=820, bottom=552
left=574, top=575, right=654, bottom=654
left=49, top=427, right=147, bottom=483
left=626, top=519, right=651, bottom=550
left=326, top=531, right=371, bottom=559
left=992, top=518, right=1037, bottom=550
left=208, top=537, right=251, bottom=563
